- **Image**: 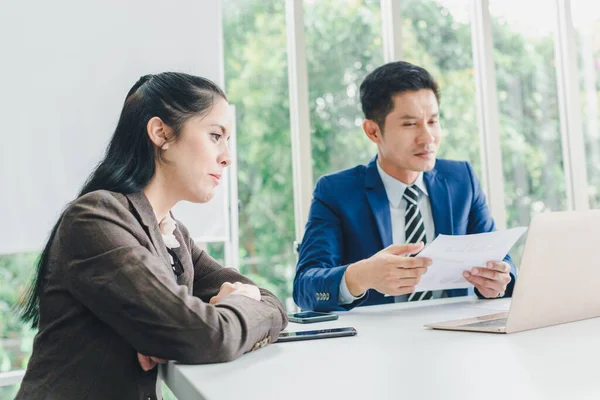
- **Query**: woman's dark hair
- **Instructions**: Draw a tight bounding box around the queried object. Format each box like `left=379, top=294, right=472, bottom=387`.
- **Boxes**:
left=18, top=72, right=226, bottom=327
left=359, top=61, right=440, bottom=131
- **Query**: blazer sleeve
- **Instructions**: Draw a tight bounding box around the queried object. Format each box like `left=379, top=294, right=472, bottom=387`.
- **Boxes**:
left=175, top=222, right=288, bottom=330
left=293, top=177, right=360, bottom=312
left=464, top=162, right=517, bottom=297
left=61, top=193, right=286, bottom=364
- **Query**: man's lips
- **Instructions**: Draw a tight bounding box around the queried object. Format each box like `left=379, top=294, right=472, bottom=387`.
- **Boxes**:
left=414, top=150, right=435, bottom=157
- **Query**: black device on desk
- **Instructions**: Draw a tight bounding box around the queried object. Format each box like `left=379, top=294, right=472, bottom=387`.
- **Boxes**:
left=288, top=311, right=338, bottom=323
left=276, top=327, right=357, bottom=342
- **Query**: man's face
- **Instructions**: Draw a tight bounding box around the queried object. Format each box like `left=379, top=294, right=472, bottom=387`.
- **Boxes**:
left=371, top=89, right=441, bottom=180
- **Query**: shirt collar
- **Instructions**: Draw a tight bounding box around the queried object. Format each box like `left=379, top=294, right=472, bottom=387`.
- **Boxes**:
left=376, top=161, right=429, bottom=208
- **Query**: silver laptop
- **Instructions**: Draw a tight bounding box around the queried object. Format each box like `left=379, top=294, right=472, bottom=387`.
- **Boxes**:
left=425, top=210, right=600, bottom=334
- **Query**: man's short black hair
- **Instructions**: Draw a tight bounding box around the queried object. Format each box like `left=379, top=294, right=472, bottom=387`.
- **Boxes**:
left=360, top=61, right=440, bottom=129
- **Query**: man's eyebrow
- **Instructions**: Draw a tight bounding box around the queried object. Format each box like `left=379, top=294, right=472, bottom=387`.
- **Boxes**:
left=398, top=115, right=419, bottom=120
left=397, top=113, right=439, bottom=120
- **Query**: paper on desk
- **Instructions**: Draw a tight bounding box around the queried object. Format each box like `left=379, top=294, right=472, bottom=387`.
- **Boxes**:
left=413, top=227, right=527, bottom=292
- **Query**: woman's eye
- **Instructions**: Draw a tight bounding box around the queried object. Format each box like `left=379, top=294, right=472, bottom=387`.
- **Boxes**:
left=210, top=133, right=222, bottom=141
left=429, top=120, right=438, bottom=124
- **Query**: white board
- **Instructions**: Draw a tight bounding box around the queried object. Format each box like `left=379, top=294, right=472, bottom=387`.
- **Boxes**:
left=0, top=0, right=229, bottom=253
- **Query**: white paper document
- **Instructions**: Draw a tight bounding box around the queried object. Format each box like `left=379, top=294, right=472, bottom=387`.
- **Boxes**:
left=414, top=227, right=527, bottom=292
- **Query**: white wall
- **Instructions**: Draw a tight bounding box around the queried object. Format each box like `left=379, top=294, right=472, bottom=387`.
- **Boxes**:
left=0, top=0, right=227, bottom=253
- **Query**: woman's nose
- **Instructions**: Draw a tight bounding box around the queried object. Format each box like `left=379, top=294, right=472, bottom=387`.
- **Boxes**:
left=219, top=145, right=232, bottom=167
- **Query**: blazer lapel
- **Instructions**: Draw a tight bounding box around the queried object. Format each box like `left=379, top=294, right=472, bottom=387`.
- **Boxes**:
left=365, top=157, right=393, bottom=248
left=125, top=192, right=173, bottom=271
left=170, top=218, right=194, bottom=288
left=424, top=168, right=454, bottom=237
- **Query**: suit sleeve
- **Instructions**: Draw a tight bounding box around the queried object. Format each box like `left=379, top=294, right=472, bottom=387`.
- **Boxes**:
left=464, top=162, right=517, bottom=297
left=62, top=193, right=286, bottom=364
left=293, top=177, right=365, bottom=311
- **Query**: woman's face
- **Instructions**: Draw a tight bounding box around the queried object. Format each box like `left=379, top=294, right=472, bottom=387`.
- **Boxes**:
left=161, top=97, right=233, bottom=204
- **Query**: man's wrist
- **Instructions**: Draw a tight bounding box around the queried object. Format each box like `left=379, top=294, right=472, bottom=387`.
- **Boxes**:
left=346, top=261, right=368, bottom=297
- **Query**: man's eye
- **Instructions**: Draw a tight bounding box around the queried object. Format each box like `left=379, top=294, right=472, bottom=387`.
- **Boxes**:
left=403, top=123, right=416, bottom=127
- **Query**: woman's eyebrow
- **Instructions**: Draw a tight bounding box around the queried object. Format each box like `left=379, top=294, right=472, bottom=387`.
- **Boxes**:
left=209, top=124, right=228, bottom=135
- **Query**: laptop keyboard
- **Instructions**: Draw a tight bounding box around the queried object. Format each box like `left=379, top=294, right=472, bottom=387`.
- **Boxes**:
left=461, top=317, right=508, bottom=329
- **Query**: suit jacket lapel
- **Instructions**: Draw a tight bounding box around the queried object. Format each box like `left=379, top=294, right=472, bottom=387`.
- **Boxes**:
left=365, top=157, right=393, bottom=248
left=424, top=168, right=454, bottom=237
left=125, top=192, right=173, bottom=271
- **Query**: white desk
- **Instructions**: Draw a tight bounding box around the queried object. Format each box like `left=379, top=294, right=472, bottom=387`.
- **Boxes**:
left=161, top=297, right=600, bottom=400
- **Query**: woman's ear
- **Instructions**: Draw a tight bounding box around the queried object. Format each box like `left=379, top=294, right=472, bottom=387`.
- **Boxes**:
left=146, top=116, right=170, bottom=149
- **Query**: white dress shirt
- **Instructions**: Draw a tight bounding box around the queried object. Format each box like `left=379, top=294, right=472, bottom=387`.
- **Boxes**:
left=338, top=162, right=435, bottom=304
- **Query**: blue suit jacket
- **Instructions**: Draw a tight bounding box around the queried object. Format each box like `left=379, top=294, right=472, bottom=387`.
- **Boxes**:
left=293, top=157, right=516, bottom=311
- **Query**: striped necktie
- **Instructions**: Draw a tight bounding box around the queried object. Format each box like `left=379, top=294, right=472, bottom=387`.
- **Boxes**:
left=403, top=185, right=426, bottom=245
left=403, top=185, right=432, bottom=301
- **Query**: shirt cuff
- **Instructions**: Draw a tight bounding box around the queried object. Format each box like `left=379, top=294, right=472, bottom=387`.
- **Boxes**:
left=338, top=271, right=366, bottom=305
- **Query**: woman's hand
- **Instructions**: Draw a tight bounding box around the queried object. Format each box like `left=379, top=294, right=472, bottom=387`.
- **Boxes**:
left=137, top=353, right=168, bottom=372
left=209, top=282, right=261, bottom=304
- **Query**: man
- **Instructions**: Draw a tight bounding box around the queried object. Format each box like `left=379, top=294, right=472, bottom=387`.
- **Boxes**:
left=293, top=61, right=516, bottom=312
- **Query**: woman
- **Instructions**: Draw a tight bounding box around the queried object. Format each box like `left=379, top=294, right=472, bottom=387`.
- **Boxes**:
left=16, top=73, right=288, bottom=399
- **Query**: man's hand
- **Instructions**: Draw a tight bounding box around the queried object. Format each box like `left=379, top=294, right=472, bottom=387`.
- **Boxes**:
left=209, top=282, right=261, bottom=305
left=345, top=242, right=431, bottom=297
left=463, top=261, right=511, bottom=298
left=137, top=353, right=168, bottom=372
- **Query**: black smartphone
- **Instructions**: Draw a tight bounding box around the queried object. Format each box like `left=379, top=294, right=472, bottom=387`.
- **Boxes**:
left=287, top=311, right=339, bottom=324
left=276, top=327, right=357, bottom=343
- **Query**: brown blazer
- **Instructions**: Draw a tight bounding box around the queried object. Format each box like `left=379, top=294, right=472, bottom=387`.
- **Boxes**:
left=16, top=191, right=288, bottom=400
